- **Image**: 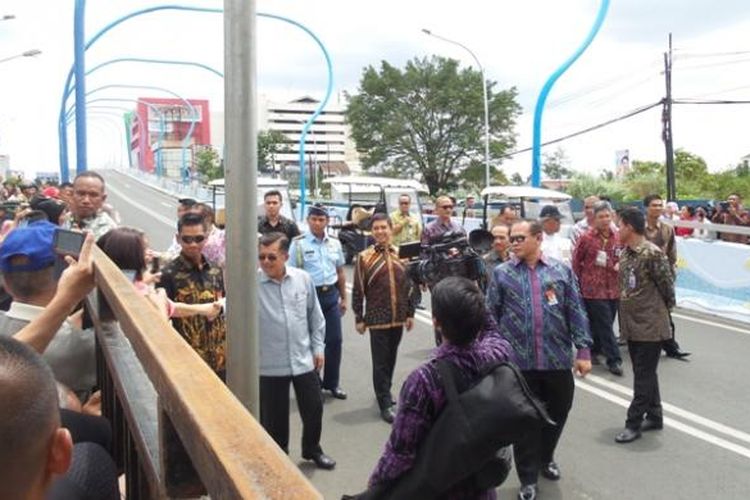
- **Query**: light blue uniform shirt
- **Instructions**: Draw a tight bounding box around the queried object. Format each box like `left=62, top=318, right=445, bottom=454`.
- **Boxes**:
left=288, top=232, right=345, bottom=287
left=258, top=266, right=326, bottom=377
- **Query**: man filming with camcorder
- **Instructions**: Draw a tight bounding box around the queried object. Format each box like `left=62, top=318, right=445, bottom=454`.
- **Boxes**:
left=711, top=193, right=749, bottom=244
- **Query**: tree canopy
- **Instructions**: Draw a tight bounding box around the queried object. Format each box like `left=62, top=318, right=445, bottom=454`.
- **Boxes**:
left=346, top=56, right=521, bottom=194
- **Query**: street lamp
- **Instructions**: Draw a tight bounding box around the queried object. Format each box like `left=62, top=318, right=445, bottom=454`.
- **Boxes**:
left=0, top=49, right=42, bottom=64
left=422, top=28, right=491, bottom=189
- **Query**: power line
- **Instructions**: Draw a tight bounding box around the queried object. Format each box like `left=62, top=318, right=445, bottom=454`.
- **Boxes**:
left=673, top=98, right=750, bottom=105
left=674, top=49, right=750, bottom=58
left=499, top=101, right=663, bottom=159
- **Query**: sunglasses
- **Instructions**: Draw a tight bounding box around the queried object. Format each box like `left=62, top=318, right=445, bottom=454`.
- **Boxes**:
left=180, top=235, right=206, bottom=244
left=259, top=253, right=278, bottom=261
left=509, top=235, right=527, bottom=244
left=440, top=205, right=454, bottom=210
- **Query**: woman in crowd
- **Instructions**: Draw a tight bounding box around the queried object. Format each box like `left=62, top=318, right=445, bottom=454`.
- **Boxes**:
left=97, top=227, right=222, bottom=320
left=675, top=205, right=695, bottom=237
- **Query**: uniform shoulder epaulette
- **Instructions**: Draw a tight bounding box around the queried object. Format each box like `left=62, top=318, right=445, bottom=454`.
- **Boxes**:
left=292, top=234, right=305, bottom=241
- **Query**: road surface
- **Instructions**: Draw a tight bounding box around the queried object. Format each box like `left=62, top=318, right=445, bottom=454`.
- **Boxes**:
left=104, top=169, right=750, bottom=499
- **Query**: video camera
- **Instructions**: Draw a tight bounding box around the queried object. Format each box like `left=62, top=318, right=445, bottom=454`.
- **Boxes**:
left=399, top=229, right=493, bottom=291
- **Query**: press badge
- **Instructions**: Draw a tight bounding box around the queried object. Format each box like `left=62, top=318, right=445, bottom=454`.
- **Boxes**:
left=628, top=270, right=637, bottom=289
left=595, top=250, right=607, bottom=267
left=545, top=287, right=559, bottom=306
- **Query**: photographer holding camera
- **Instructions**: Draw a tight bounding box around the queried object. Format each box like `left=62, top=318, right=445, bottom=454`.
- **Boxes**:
left=711, top=193, right=749, bottom=244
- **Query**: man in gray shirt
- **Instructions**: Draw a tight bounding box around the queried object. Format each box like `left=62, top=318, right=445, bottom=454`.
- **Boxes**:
left=257, top=232, right=336, bottom=470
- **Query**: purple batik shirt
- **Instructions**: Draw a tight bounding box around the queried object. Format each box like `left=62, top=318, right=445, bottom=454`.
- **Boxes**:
left=368, top=313, right=513, bottom=499
left=486, top=255, right=592, bottom=371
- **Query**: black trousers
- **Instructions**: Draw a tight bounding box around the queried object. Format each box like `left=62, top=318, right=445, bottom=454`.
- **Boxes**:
left=626, top=341, right=663, bottom=430
left=370, top=326, right=404, bottom=410
left=662, top=312, right=682, bottom=354
left=260, top=370, right=323, bottom=456
left=317, top=288, right=343, bottom=390
left=514, top=370, right=575, bottom=486
left=584, top=299, right=621, bottom=366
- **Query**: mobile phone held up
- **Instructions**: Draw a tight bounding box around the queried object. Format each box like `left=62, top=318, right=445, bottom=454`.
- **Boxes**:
left=53, top=228, right=85, bottom=258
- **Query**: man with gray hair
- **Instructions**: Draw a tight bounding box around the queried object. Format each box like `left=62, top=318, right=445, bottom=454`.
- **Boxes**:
left=572, top=201, right=623, bottom=375
left=258, top=232, right=336, bottom=470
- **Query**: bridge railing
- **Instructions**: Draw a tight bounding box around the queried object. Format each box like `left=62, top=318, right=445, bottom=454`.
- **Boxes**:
left=87, top=246, right=321, bottom=499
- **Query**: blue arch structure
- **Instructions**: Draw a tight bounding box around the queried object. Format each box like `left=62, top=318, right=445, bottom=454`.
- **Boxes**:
left=66, top=98, right=167, bottom=176
left=63, top=4, right=333, bottom=204
left=65, top=83, right=196, bottom=182
left=530, top=0, right=610, bottom=187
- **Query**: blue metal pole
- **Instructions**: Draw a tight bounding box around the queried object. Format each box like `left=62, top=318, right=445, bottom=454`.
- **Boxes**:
left=531, top=0, right=610, bottom=187
left=73, top=0, right=87, bottom=177
left=58, top=6, right=333, bottom=198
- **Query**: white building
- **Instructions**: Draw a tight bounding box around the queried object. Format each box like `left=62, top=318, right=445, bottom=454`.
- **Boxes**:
left=258, top=95, right=361, bottom=176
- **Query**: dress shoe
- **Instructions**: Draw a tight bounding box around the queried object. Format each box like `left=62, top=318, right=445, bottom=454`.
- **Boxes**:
left=325, top=387, right=348, bottom=400
left=380, top=407, right=396, bottom=424
left=615, top=427, right=642, bottom=443
left=517, top=484, right=537, bottom=500
left=540, top=461, right=561, bottom=481
left=641, top=419, right=663, bottom=432
left=303, top=452, right=336, bottom=470
left=665, top=350, right=691, bottom=360
left=608, top=362, right=624, bottom=376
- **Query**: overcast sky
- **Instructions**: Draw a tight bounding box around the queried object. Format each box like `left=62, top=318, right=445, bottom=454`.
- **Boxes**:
left=1, top=0, right=749, bottom=179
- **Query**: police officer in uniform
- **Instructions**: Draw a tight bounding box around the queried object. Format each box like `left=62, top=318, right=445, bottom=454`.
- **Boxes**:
left=289, top=205, right=348, bottom=400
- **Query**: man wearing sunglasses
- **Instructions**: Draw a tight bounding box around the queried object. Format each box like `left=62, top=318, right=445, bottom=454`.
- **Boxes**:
left=487, top=219, right=592, bottom=500
left=420, top=195, right=466, bottom=247
left=160, top=213, right=227, bottom=380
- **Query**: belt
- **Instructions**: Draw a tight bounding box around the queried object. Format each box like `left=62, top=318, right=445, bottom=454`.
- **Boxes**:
left=315, top=284, right=337, bottom=293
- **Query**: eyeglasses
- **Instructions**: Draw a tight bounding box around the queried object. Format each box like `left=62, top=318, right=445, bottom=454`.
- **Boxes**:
left=399, top=201, right=410, bottom=205
left=509, top=235, right=527, bottom=244
left=180, top=235, right=206, bottom=244
left=259, top=253, right=278, bottom=261
left=440, top=205, right=454, bottom=210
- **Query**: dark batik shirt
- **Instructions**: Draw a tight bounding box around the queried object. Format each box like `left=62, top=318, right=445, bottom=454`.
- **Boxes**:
left=486, top=255, right=592, bottom=371
left=258, top=214, right=300, bottom=241
left=160, top=253, right=226, bottom=374
left=421, top=218, right=466, bottom=246
left=369, top=313, right=512, bottom=499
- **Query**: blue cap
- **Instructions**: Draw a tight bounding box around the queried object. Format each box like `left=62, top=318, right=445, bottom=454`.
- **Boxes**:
left=308, top=203, right=328, bottom=217
left=0, top=221, right=57, bottom=273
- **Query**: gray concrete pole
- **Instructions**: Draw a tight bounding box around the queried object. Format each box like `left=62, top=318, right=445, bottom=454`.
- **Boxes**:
left=224, top=0, right=258, bottom=414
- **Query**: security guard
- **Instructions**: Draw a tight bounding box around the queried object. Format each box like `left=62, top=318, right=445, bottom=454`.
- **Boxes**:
left=289, top=204, right=348, bottom=400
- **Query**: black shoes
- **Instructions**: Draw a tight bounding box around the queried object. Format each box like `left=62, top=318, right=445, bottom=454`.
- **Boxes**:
left=303, top=452, right=336, bottom=470
left=615, top=427, right=642, bottom=443
left=641, top=419, right=664, bottom=432
left=380, top=406, right=396, bottom=424
left=665, top=350, right=691, bottom=360
left=540, top=461, right=561, bottom=481
left=608, top=362, right=624, bottom=376
left=518, top=484, right=537, bottom=500
left=325, top=387, right=348, bottom=400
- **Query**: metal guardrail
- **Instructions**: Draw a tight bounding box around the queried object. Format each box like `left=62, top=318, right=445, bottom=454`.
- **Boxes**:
left=87, top=246, right=321, bottom=499
left=665, top=219, right=750, bottom=237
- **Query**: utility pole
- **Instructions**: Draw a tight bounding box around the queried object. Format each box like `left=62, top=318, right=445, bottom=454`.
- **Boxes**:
left=662, top=33, right=677, bottom=201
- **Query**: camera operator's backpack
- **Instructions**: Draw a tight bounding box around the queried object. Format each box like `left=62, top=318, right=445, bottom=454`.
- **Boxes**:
left=344, top=360, right=554, bottom=500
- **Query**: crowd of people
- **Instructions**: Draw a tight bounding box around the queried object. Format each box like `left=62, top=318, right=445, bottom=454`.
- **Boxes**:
left=0, top=170, right=747, bottom=499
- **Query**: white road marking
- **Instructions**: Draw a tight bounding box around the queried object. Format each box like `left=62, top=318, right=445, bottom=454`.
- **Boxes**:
left=584, top=374, right=750, bottom=445
left=161, top=201, right=174, bottom=208
left=576, top=379, right=750, bottom=460
left=672, top=312, right=750, bottom=335
left=106, top=183, right=173, bottom=227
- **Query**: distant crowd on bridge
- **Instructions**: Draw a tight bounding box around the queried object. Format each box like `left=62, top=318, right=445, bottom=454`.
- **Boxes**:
left=0, top=170, right=749, bottom=499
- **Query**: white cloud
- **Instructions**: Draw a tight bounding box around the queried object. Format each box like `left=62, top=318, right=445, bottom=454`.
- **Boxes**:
left=1, top=0, right=749, bottom=179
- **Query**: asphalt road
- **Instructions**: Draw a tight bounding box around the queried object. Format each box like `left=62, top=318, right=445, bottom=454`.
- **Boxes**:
left=104, top=169, right=750, bottom=499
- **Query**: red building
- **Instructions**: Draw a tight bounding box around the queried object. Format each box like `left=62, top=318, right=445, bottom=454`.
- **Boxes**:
left=129, top=98, right=211, bottom=177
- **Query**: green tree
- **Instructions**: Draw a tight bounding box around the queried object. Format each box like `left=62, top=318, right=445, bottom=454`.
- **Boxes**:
left=510, top=172, right=527, bottom=186
left=459, top=160, right=509, bottom=193
left=194, top=146, right=222, bottom=181
left=566, top=173, right=627, bottom=202
left=542, top=147, right=573, bottom=180
left=346, top=56, right=521, bottom=194
left=258, top=129, right=290, bottom=174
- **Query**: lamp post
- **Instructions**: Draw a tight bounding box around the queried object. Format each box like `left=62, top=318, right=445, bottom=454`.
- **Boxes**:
left=0, top=49, right=41, bottom=64
left=422, top=28, right=491, bottom=189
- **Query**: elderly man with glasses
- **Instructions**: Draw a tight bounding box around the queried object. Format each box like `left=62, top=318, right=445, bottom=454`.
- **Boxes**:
left=390, top=194, right=422, bottom=246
